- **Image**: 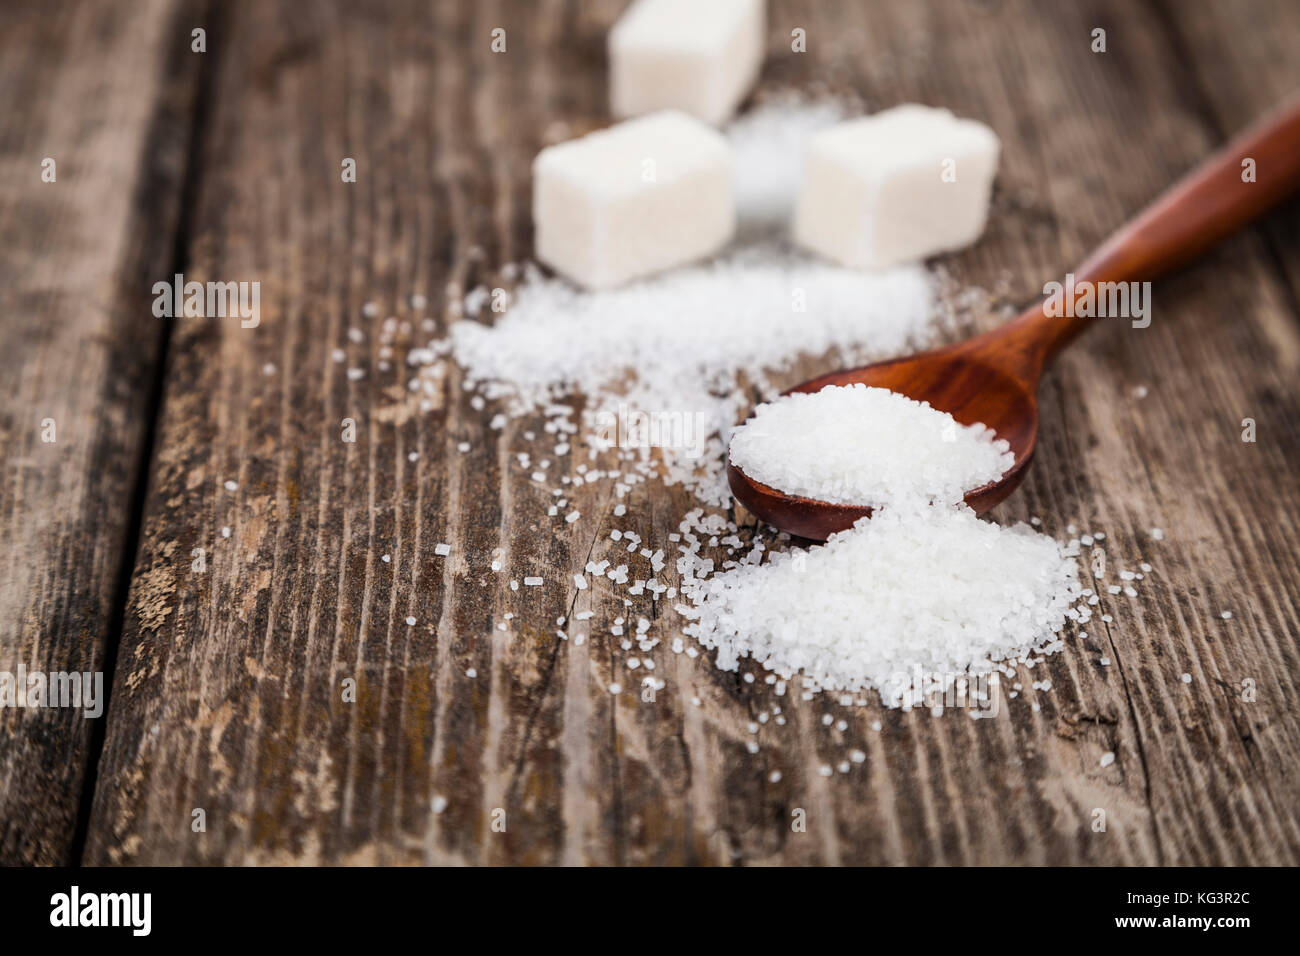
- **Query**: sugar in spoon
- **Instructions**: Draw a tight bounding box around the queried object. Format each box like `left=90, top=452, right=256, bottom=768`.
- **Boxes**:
left=729, top=98, right=1300, bottom=541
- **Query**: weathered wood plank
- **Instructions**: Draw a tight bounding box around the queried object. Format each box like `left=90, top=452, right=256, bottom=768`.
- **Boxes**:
left=85, top=0, right=1300, bottom=865
left=1151, top=0, right=1300, bottom=305
left=0, top=0, right=202, bottom=863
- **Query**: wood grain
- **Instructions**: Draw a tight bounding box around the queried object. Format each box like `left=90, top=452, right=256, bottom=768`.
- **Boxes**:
left=1152, top=0, right=1300, bottom=305
left=0, top=0, right=203, bottom=864
left=67, top=0, right=1300, bottom=865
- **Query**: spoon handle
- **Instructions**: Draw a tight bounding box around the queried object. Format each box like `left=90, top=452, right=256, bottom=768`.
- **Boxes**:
left=1013, top=96, right=1300, bottom=369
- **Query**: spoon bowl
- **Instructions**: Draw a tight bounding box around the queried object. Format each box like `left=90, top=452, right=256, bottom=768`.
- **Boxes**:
left=728, top=98, right=1300, bottom=540
left=728, top=345, right=1039, bottom=540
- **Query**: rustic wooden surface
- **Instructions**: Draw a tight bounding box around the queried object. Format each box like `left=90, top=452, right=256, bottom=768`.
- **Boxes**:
left=2, top=0, right=1297, bottom=865
left=0, top=0, right=202, bottom=865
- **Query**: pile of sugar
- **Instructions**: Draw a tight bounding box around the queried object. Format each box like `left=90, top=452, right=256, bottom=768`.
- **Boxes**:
left=679, top=504, right=1086, bottom=705
left=448, top=248, right=938, bottom=505
left=728, top=383, right=1014, bottom=507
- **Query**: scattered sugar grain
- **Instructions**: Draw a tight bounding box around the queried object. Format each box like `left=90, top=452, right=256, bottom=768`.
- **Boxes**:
left=447, top=247, right=938, bottom=505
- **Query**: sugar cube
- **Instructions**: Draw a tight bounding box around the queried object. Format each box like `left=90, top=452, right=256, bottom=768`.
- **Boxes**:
left=532, top=111, right=734, bottom=290
left=793, top=105, right=1000, bottom=269
left=609, top=0, right=765, bottom=126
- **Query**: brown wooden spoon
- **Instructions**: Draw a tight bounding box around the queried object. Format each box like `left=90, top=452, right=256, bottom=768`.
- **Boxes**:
left=730, top=98, right=1300, bottom=541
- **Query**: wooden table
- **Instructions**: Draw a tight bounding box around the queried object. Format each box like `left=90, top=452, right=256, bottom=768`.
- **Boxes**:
left=3, top=0, right=1298, bottom=866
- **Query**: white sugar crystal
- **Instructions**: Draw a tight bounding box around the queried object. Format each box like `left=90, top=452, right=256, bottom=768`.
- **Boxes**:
left=728, top=384, right=1013, bottom=507
left=435, top=543, right=451, bottom=556
left=609, top=0, right=765, bottom=126
left=1100, top=751, right=1115, bottom=768
left=574, top=574, right=588, bottom=590
left=524, top=576, right=544, bottom=587
left=794, top=105, right=1000, bottom=269
left=533, top=111, right=734, bottom=290
left=681, top=505, right=1080, bottom=705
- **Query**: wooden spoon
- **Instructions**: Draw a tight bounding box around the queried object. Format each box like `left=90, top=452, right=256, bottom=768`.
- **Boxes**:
left=729, top=98, right=1300, bottom=541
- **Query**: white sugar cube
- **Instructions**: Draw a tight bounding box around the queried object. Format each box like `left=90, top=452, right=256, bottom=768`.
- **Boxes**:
left=609, top=0, right=765, bottom=126
left=793, top=105, right=1000, bottom=269
left=533, top=111, right=734, bottom=290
